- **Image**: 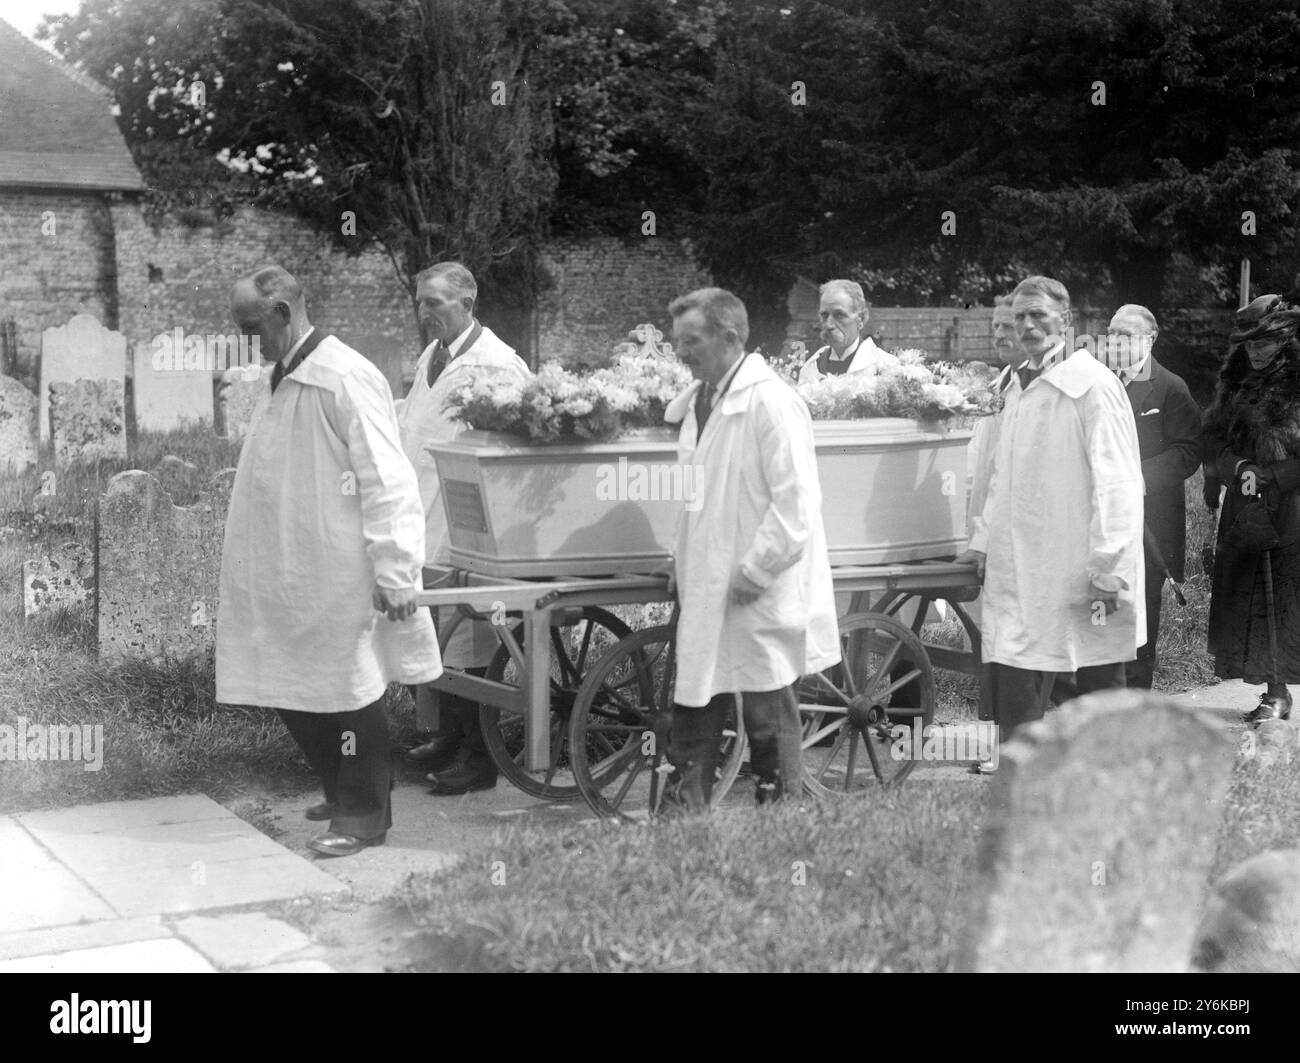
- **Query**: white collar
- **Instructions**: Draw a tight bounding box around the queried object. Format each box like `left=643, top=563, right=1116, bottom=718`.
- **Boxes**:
left=1117, top=349, right=1153, bottom=385
left=827, top=336, right=863, bottom=362
left=708, top=352, right=745, bottom=403
left=442, top=320, right=478, bottom=358
left=284, top=326, right=316, bottom=362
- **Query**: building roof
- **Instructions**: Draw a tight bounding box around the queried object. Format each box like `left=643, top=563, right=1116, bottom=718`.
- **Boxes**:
left=0, top=17, right=143, bottom=192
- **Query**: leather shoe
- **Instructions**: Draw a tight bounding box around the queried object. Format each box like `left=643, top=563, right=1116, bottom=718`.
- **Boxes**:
left=427, top=760, right=498, bottom=795
left=1244, top=690, right=1293, bottom=726
left=308, top=831, right=386, bottom=857
left=403, top=735, right=462, bottom=772
left=305, top=801, right=334, bottom=821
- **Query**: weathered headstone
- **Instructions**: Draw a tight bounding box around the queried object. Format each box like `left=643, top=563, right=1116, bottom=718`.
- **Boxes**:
left=22, top=542, right=93, bottom=618
left=1190, top=849, right=1300, bottom=972
left=97, top=468, right=236, bottom=661
left=48, top=379, right=127, bottom=464
left=131, top=342, right=214, bottom=433
left=0, top=374, right=38, bottom=474
left=151, top=455, right=202, bottom=502
left=38, top=314, right=127, bottom=444
left=216, top=364, right=268, bottom=441
left=958, top=690, right=1236, bottom=973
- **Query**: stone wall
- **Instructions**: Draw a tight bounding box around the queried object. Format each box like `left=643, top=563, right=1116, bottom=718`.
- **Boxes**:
left=110, top=203, right=414, bottom=394
left=536, top=236, right=712, bottom=367
left=0, top=189, right=118, bottom=387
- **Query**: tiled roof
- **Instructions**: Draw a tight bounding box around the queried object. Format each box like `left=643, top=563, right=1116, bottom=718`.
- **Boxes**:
left=0, top=17, right=143, bottom=192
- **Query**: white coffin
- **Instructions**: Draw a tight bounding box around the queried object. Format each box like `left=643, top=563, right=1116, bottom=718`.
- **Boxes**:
left=430, top=420, right=972, bottom=577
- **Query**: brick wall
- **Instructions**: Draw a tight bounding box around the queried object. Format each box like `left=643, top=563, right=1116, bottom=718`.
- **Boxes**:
left=536, top=236, right=711, bottom=367
left=0, top=189, right=117, bottom=387
left=111, top=203, right=414, bottom=393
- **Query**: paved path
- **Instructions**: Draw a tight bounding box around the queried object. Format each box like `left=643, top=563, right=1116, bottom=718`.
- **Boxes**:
left=0, top=680, right=1258, bottom=972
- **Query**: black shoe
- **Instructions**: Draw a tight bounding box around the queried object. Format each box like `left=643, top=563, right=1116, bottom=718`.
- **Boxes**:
left=307, top=831, right=386, bottom=857
left=403, top=735, right=462, bottom=772
left=427, top=760, right=498, bottom=795
left=305, top=801, right=334, bottom=821
left=1244, top=691, right=1293, bottom=726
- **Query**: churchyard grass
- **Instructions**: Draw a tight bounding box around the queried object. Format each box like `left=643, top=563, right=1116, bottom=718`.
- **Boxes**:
left=0, top=425, right=421, bottom=813
left=394, top=785, right=984, bottom=972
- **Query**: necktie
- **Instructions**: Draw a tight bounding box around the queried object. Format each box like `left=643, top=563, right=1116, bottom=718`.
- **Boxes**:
left=426, top=341, right=449, bottom=387
left=694, top=383, right=715, bottom=433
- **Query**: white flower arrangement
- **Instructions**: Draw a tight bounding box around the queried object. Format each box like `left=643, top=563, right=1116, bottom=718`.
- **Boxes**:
left=443, top=345, right=999, bottom=444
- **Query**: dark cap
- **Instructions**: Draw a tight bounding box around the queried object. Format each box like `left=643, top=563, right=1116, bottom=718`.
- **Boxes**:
left=1230, top=294, right=1300, bottom=344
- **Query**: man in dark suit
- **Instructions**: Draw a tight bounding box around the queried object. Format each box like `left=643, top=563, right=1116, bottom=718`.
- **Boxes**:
left=1102, top=304, right=1203, bottom=688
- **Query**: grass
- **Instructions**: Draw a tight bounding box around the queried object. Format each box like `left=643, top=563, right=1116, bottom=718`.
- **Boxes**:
left=0, top=426, right=422, bottom=814
left=394, top=786, right=986, bottom=972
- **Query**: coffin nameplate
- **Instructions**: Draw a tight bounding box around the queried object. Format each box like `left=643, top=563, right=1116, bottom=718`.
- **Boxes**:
left=444, top=479, right=489, bottom=533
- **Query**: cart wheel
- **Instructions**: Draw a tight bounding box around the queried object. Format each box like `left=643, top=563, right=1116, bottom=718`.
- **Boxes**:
left=872, top=589, right=981, bottom=663
left=568, top=624, right=746, bottom=819
left=475, top=606, right=632, bottom=801
left=798, top=611, right=935, bottom=796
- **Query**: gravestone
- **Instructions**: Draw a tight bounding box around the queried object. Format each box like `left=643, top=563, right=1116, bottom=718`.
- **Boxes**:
left=38, top=314, right=127, bottom=444
left=1190, top=849, right=1300, bottom=972
left=97, top=468, right=236, bottom=661
left=48, top=379, right=127, bottom=464
left=216, top=364, right=268, bottom=441
left=957, top=690, right=1236, bottom=973
left=131, top=342, right=214, bottom=433
left=151, top=455, right=202, bottom=503
left=47, top=379, right=127, bottom=464
left=0, top=374, right=37, bottom=474
left=22, top=542, right=93, bottom=618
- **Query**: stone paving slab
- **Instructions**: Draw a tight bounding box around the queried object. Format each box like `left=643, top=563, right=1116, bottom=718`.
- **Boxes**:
left=88, top=852, right=346, bottom=919
left=0, top=916, right=168, bottom=962
left=172, top=913, right=316, bottom=971
left=17, top=793, right=230, bottom=834
left=0, top=937, right=216, bottom=974
left=32, top=819, right=292, bottom=875
left=245, top=960, right=335, bottom=973
left=0, top=817, right=115, bottom=934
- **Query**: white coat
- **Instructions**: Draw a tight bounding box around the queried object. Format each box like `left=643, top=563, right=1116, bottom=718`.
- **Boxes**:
left=398, top=322, right=530, bottom=667
left=796, top=335, right=889, bottom=384
left=665, top=354, right=841, bottom=706
left=216, top=334, right=442, bottom=713
left=968, top=349, right=1145, bottom=671
left=399, top=323, right=530, bottom=566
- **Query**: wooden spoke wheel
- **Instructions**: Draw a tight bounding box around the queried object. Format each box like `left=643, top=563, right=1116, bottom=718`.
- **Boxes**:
left=798, top=612, right=935, bottom=797
left=460, top=606, right=632, bottom=801
left=568, top=624, right=747, bottom=819
left=870, top=589, right=981, bottom=680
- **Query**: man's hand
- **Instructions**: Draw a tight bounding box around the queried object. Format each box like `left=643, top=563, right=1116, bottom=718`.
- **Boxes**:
left=1089, top=583, right=1120, bottom=616
left=729, top=567, right=765, bottom=606
left=373, top=583, right=419, bottom=621
left=954, top=549, right=987, bottom=582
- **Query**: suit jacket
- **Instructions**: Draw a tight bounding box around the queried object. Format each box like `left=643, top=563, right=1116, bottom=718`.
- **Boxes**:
left=1124, top=357, right=1202, bottom=581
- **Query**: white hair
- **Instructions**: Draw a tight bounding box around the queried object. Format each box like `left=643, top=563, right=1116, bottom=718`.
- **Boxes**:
left=819, top=279, right=868, bottom=315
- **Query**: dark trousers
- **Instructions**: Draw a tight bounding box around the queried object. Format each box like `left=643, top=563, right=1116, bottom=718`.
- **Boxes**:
left=987, top=661, right=1126, bottom=741
left=278, top=697, right=391, bottom=840
left=668, top=684, right=802, bottom=809
left=409, top=665, right=490, bottom=761
left=1126, top=569, right=1165, bottom=690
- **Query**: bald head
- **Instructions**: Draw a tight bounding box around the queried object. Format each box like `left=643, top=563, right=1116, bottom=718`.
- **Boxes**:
left=230, top=265, right=311, bottom=363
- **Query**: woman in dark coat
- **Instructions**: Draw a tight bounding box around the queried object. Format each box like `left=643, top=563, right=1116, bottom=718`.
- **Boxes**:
left=1205, top=293, right=1300, bottom=724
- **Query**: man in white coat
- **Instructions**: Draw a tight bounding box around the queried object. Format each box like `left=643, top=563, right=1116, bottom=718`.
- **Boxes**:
left=664, top=287, right=841, bottom=808
left=398, top=261, right=531, bottom=795
left=217, top=265, right=441, bottom=858
left=956, top=275, right=1144, bottom=741
left=796, top=279, right=890, bottom=384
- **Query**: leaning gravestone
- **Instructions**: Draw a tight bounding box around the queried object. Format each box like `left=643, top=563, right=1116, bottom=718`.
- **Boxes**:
left=48, top=379, right=127, bottom=464
left=131, top=341, right=214, bottom=433
left=38, top=314, right=127, bottom=444
left=0, top=374, right=38, bottom=474
left=957, top=690, right=1236, bottom=972
left=216, top=364, right=267, bottom=441
left=97, top=468, right=236, bottom=661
